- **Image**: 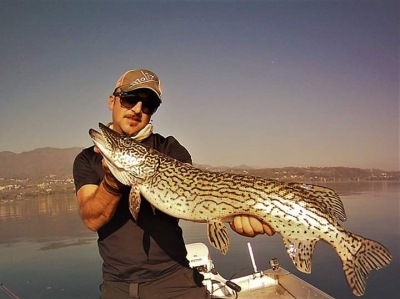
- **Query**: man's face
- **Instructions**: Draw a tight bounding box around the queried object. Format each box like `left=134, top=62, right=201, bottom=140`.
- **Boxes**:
left=108, top=89, right=159, bottom=136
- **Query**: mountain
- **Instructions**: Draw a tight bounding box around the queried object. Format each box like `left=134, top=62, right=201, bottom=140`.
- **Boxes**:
left=0, top=148, right=398, bottom=181
left=0, top=147, right=83, bottom=180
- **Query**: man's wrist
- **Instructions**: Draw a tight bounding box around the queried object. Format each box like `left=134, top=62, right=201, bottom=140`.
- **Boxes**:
left=102, top=178, right=123, bottom=196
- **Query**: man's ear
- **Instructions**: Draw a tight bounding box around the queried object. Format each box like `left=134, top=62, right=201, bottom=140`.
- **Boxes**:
left=108, top=95, right=115, bottom=110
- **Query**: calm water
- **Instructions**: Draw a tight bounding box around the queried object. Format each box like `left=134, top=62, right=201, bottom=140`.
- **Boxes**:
left=0, top=182, right=398, bottom=299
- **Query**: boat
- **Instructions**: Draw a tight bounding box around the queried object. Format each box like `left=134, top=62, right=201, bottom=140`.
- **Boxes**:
left=186, top=242, right=335, bottom=299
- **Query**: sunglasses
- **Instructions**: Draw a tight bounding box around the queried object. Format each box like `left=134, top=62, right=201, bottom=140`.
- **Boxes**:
left=113, top=89, right=160, bottom=114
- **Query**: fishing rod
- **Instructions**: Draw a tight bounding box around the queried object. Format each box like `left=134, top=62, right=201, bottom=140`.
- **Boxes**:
left=0, top=283, right=20, bottom=299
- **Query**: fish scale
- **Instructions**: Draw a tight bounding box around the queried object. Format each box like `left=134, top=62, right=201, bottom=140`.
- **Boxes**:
left=154, top=167, right=314, bottom=216
left=90, top=123, right=392, bottom=297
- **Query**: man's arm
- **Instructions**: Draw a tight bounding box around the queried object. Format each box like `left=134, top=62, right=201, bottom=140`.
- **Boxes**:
left=77, top=183, right=122, bottom=231
left=74, top=148, right=128, bottom=232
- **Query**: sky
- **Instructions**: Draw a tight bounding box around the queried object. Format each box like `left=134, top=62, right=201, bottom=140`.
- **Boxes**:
left=0, top=0, right=398, bottom=171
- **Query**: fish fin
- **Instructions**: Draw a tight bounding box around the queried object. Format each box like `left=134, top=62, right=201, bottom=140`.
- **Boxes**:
left=340, top=233, right=392, bottom=297
left=207, top=219, right=230, bottom=255
left=129, top=186, right=141, bottom=221
left=288, top=182, right=347, bottom=222
left=282, top=237, right=318, bottom=273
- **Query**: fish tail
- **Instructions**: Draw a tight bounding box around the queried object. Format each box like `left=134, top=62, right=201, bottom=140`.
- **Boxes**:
left=341, top=232, right=392, bottom=296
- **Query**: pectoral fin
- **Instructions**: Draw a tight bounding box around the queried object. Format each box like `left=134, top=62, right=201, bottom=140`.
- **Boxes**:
left=207, top=219, right=230, bottom=255
left=282, top=237, right=318, bottom=273
left=129, top=186, right=141, bottom=221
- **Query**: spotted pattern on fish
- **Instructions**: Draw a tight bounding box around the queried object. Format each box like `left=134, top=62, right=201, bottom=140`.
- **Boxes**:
left=89, top=123, right=392, bottom=297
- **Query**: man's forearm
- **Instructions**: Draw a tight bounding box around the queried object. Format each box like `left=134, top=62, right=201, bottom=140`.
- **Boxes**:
left=79, top=182, right=122, bottom=231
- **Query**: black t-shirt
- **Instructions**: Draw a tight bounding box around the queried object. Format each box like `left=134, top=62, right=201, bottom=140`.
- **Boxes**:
left=73, top=133, right=192, bottom=283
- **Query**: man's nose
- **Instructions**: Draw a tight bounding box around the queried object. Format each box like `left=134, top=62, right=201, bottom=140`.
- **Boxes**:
left=131, top=101, right=143, bottom=114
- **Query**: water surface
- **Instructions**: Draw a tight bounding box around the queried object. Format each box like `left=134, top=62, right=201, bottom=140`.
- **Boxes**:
left=0, top=182, right=398, bottom=298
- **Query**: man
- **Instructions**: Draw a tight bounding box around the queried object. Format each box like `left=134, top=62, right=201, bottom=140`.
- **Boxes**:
left=73, top=69, right=274, bottom=299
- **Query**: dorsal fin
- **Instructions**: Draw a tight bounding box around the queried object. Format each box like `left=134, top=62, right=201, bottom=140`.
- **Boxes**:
left=287, top=182, right=347, bottom=222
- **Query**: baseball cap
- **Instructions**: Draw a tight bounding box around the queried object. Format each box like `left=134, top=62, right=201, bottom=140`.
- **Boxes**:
left=115, top=69, right=162, bottom=102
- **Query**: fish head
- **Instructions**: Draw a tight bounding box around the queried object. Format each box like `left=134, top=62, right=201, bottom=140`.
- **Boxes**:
left=89, top=123, right=159, bottom=185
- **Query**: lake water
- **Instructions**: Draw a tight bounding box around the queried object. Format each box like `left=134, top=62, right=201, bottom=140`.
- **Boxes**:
left=0, top=181, right=398, bottom=299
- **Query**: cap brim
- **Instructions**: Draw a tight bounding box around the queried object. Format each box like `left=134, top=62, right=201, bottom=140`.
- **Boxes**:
left=119, top=84, right=161, bottom=101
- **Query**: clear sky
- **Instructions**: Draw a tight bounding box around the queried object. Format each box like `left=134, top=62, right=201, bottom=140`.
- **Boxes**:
left=0, top=0, right=398, bottom=171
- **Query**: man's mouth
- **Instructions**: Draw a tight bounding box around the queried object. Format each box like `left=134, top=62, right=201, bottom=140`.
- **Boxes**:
left=124, top=115, right=141, bottom=122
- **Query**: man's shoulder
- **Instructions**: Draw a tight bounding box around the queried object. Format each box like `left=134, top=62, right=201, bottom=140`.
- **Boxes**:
left=74, top=145, right=102, bottom=167
left=75, top=145, right=96, bottom=159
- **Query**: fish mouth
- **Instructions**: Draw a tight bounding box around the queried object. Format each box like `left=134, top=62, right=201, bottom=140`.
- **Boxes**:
left=89, top=127, right=110, bottom=155
left=98, top=123, right=121, bottom=145
left=89, top=123, right=122, bottom=165
left=89, top=123, right=147, bottom=185
left=89, top=123, right=120, bottom=149
left=89, top=128, right=106, bottom=149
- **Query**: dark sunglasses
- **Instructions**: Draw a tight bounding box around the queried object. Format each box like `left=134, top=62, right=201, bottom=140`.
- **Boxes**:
left=113, top=89, right=160, bottom=114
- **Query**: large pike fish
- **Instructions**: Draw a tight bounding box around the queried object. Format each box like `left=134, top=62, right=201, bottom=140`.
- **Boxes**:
left=89, top=123, right=392, bottom=296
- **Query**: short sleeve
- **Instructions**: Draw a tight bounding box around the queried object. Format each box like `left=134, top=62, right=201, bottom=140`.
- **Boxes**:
left=73, top=147, right=103, bottom=192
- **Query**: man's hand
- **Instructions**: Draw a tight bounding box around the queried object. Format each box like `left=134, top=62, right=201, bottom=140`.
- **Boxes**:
left=230, top=216, right=275, bottom=237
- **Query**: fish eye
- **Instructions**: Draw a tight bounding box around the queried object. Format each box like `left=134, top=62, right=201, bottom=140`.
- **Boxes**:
left=120, top=137, right=133, bottom=147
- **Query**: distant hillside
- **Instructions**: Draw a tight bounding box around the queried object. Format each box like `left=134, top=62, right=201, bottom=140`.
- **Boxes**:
left=0, top=147, right=83, bottom=179
left=195, top=165, right=399, bottom=181
left=0, top=147, right=398, bottom=181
